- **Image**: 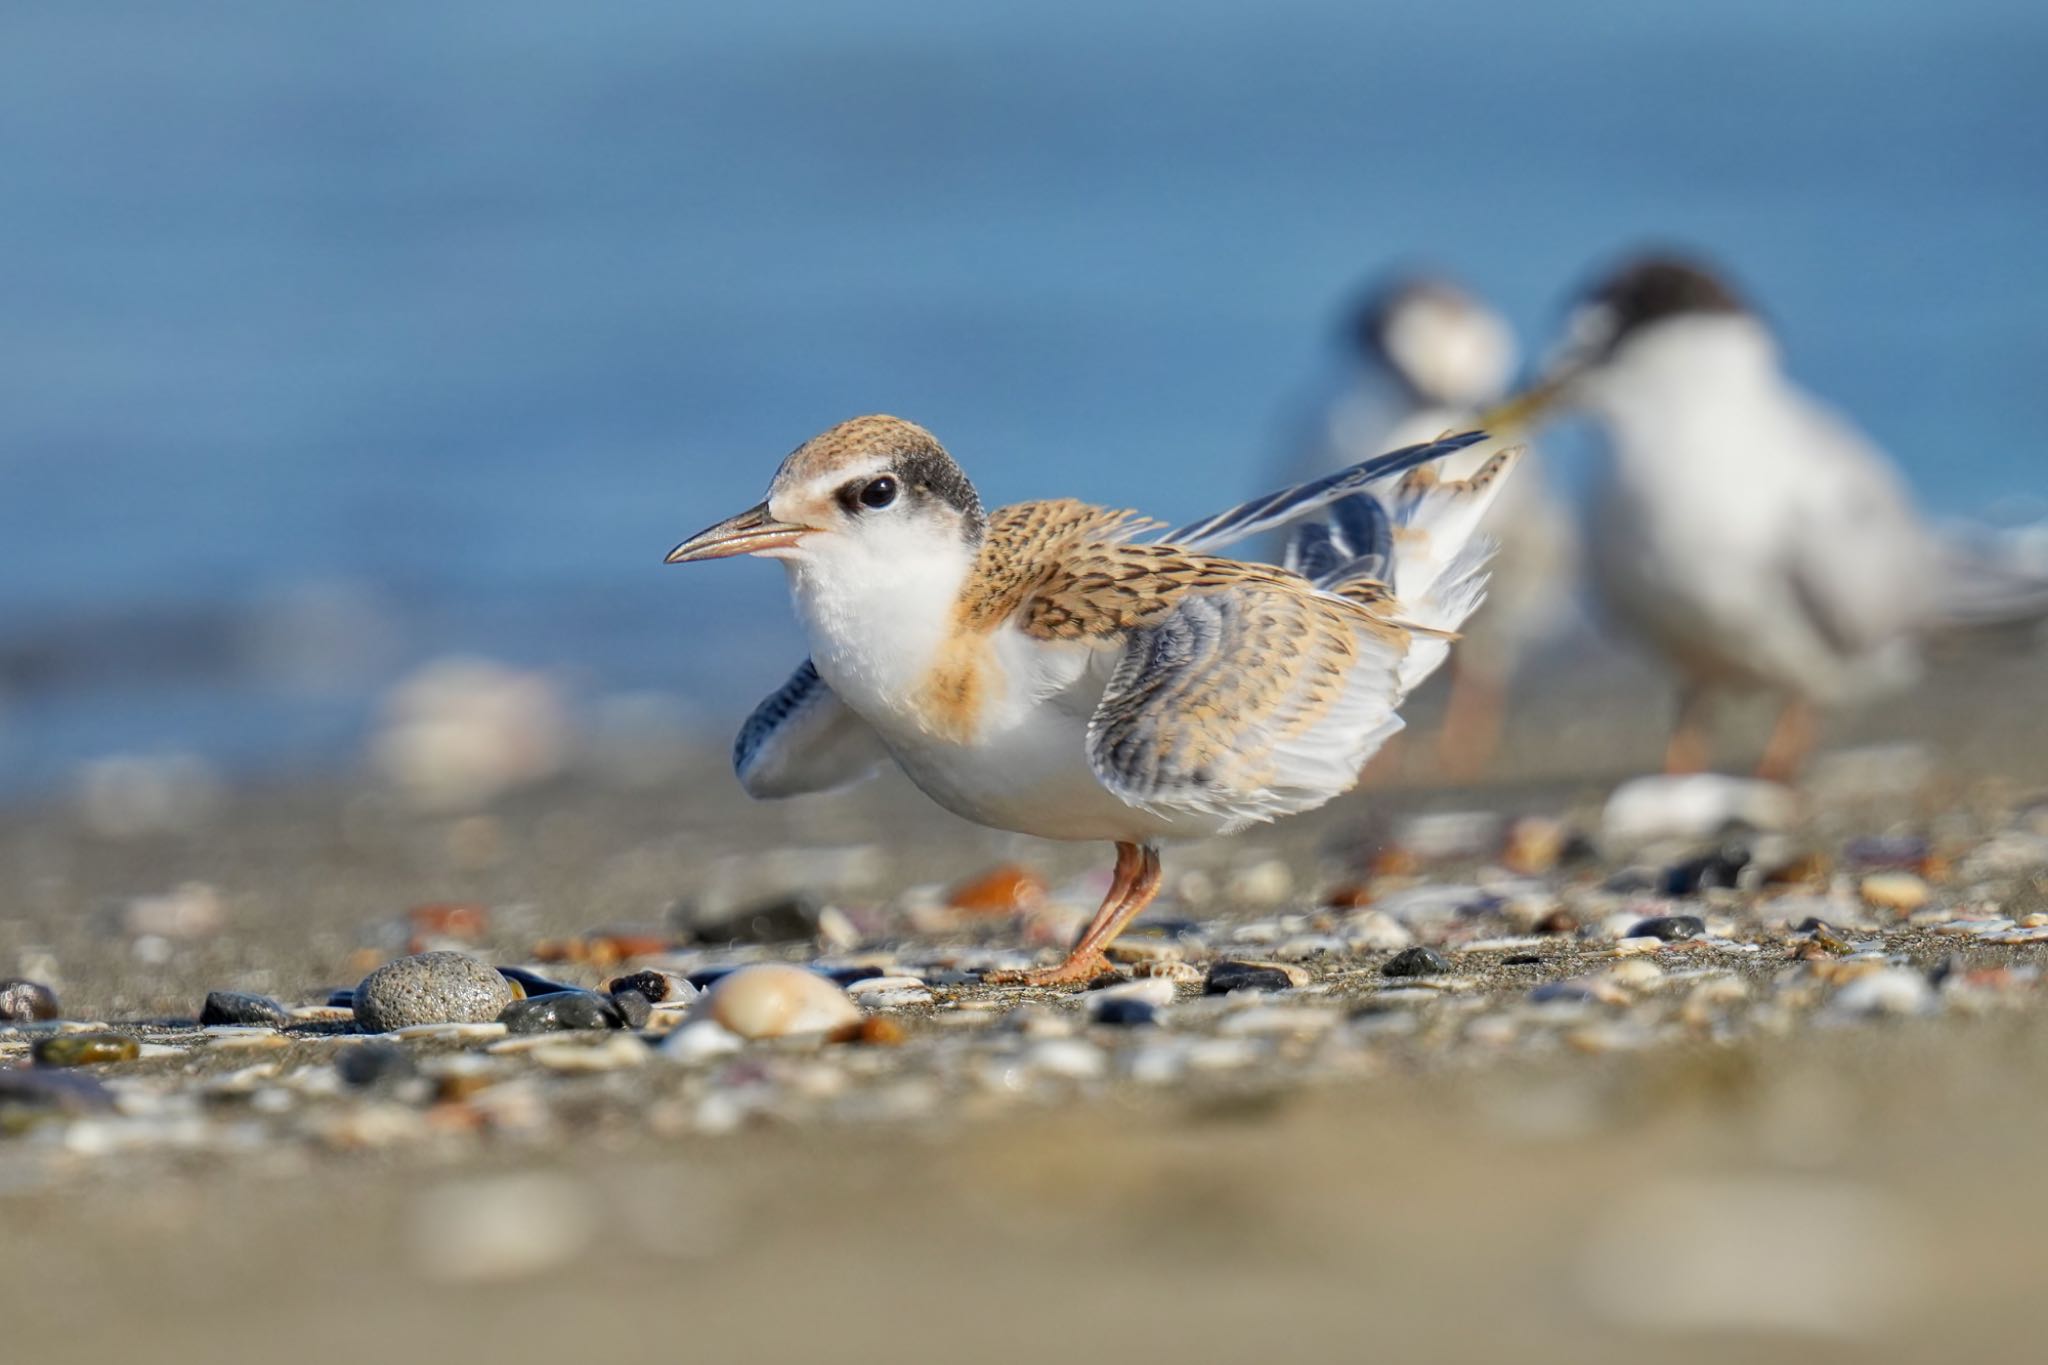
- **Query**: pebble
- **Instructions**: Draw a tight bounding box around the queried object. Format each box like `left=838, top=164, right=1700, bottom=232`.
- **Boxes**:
left=1203, top=960, right=1308, bottom=994
left=498, top=990, right=622, bottom=1033
left=610, top=989, right=653, bottom=1029
left=200, top=991, right=293, bottom=1027
left=1859, top=873, right=1931, bottom=914
left=1090, top=998, right=1158, bottom=1027
left=1625, top=914, right=1706, bottom=942
left=684, top=893, right=822, bottom=945
left=0, top=978, right=61, bottom=1022
left=660, top=1018, right=744, bottom=1062
left=0, top=1067, right=117, bottom=1116
left=353, top=951, right=517, bottom=1033
left=1344, top=910, right=1414, bottom=951
left=946, top=863, right=1047, bottom=914
left=33, top=1031, right=140, bottom=1067
left=337, top=1042, right=418, bottom=1088
left=1660, top=842, right=1752, bottom=895
left=1601, top=774, right=1796, bottom=849
left=1382, top=946, right=1451, bottom=978
left=705, top=964, right=861, bottom=1039
left=606, top=969, right=698, bottom=1005
left=1828, top=968, right=1937, bottom=1018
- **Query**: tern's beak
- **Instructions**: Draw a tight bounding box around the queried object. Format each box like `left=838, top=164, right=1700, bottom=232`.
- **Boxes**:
left=1478, top=370, right=1573, bottom=433
left=664, top=502, right=812, bottom=564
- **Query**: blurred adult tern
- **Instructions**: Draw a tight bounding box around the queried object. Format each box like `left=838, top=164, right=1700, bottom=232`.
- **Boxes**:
left=1493, top=253, right=2048, bottom=779
left=1277, top=274, right=1574, bottom=776
left=667, top=415, right=1517, bottom=985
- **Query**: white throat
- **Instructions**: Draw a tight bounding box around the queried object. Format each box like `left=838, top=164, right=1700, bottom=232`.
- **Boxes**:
left=784, top=524, right=975, bottom=722
left=1581, top=313, right=1780, bottom=467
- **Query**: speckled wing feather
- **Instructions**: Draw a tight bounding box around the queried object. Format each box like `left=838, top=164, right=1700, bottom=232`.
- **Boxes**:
left=733, top=659, right=889, bottom=799
left=1083, top=582, right=1410, bottom=831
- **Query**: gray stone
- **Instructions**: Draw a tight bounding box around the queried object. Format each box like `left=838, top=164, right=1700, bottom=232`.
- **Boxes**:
left=352, top=951, right=515, bottom=1033
left=1381, top=946, right=1452, bottom=978
left=200, top=990, right=292, bottom=1027
left=497, top=990, right=621, bottom=1034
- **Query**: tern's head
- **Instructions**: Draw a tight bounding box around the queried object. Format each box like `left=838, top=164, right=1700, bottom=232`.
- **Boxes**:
left=1487, top=251, right=1768, bottom=429
left=665, top=415, right=985, bottom=577
left=1348, top=274, right=1516, bottom=410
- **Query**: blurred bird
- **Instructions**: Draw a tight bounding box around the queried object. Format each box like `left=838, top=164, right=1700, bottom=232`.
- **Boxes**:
left=1494, top=252, right=2048, bottom=779
left=668, top=415, right=1517, bottom=984
left=1277, top=274, right=1574, bottom=777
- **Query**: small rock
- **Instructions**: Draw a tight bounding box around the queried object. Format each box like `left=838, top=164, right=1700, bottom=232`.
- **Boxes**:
left=684, top=894, right=821, bottom=945
left=1625, top=914, right=1706, bottom=942
left=609, top=989, right=653, bottom=1029
left=946, top=863, right=1047, bottom=914
left=496, top=967, right=582, bottom=998
left=0, top=1068, right=116, bottom=1117
left=33, top=1032, right=140, bottom=1067
left=498, top=990, right=622, bottom=1034
left=1828, top=967, right=1937, bottom=1018
left=1602, top=774, right=1796, bottom=849
left=407, top=902, right=490, bottom=942
left=1381, top=946, right=1451, bottom=978
left=337, top=1042, right=419, bottom=1088
left=1091, top=998, right=1159, bottom=1027
left=1534, top=908, right=1580, bottom=935
left=199, top=990, right=292, bottom=1027
left=326, top=988, right=356, bottom=1009
left=661, top=1018, right=744, bottom=1062
left=1660, top=842, right=1752, bottom=896
left=1859, top=873, right=1930, bottom=914
left=122, top=881, right=226, bottom=939
left=353, top=951, right=517, bottom=1033
left=0, top=979, right=61, bottom=1023
left=704, top=964, right=860, bottom=1039
left=1203, top=960, right=1307, bottom=994
left=606, top=969, right=697, bottom=1005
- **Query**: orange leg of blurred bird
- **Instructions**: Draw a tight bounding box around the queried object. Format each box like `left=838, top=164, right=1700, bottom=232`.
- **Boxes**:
left=1435, top=659, right=1506, bottom=782
left=1663, top=687, right=1713, bottom=775
left=1755, top=697, right=1817, bottom=784
left=985, top=842, right=1162, bottom=987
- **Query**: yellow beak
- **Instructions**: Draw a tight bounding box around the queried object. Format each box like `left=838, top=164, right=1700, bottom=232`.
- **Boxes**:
left=664, top=502, right=812, bottom=564
left=1477, top=372, right=1571, bottom=434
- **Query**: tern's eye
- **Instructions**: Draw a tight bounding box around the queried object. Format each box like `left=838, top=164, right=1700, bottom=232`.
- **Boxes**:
left=855, top=475, right=898, bottom=510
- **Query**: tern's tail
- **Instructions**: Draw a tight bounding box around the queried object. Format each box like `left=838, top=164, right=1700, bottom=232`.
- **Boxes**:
left=1285, top=445, right=1524, bottom=699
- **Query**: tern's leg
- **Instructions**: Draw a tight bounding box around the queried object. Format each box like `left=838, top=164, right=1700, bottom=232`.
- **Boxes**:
left=1755, top=697, right=1817, bottom=783
left=985, top=843, right=1161, bottom=988
left=1435, top=657, right=1507, bottom=781
left=1663, top=686, right=1713, bottom=775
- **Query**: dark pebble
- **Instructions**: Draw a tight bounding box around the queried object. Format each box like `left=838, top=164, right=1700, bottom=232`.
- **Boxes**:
left=1534, top=908, right=1579, bottom=935
left=33, top=1032, right=140, bottom=1067
left=1660, top=842, right=1752, bottom=896
left=822, top=965, right=887, bottom=987
left=498, top=990, right=622, bottom=1034
left=0, top=979, right=61, bottom=1023
left=337, top=1042, right=417, bottom=1088
left=1502, top=953, right=1545, bottom=966
left=1602, top=868, right=1659, bottom=894
left=1793, top=917, right=1835, bottom=934
left=1381, top=946, right=1451, bottom=978
left=681, top=894, right=821, bottom=945
left=326, top=989, right=355, bottom=1009
left=1626, top=914, right=1706, bottom=942
left=496, top=966, right=582, bottom=998
left=200, top=990, right=292, bottom=1027
left=607, top=969, right=682, bottom=1003
left=1091, top=998, right=1158, bottom=1027
left=1844, top=835, right=1931, bottom=870
left=609, top=989, right=653, bottom=1030
left=0, top=1068, right=116, bottom=1118
left=1203, top=961, right=1298, bottom=995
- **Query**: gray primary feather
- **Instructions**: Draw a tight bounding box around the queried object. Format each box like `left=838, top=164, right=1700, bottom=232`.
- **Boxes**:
left=1160, top=430, right=1485, bottom=553
left=733, top=658, right=889, bottom=799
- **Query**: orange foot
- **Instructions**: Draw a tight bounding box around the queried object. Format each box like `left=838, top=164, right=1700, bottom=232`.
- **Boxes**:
left=982, top=952, right=1117, bottom=988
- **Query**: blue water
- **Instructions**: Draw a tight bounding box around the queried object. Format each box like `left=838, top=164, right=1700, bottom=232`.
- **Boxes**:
left=4, top=0, right=2046, bottom=790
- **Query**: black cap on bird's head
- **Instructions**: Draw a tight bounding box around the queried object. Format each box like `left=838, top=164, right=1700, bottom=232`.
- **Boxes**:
left=1572, top=251, right=1753, bottom=361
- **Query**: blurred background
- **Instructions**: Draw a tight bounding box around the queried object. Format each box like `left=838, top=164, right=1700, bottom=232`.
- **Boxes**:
left=5, top=0, right=2046, bottom=799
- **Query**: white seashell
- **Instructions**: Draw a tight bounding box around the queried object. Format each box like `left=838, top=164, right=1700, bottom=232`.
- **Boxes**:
left=705, top=964, right=859, bottom=1039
